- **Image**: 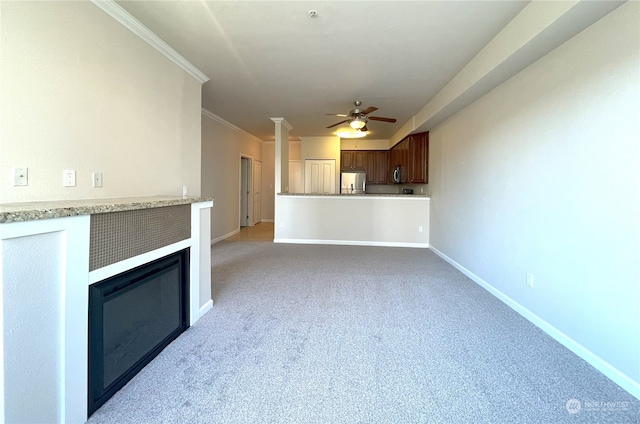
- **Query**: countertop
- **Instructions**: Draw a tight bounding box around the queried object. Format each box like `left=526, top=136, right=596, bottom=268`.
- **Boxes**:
left=278, top=193, right=430, bottom=198
left=0, top=196, right=214, bottom=224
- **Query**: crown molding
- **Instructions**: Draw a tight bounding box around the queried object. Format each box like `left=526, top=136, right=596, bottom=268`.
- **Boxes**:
left=91, top=0, right=209, bottom=84
left=270, top=117, right=293, bottom=131
left=262, top=139, right=300, bottom=144
left=201, top=108, right=263, bottom=144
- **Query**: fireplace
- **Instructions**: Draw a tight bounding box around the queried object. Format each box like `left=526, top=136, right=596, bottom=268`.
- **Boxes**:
left=88, top=249, right=189, bottom=415
left=0, top=197, right=213, bottom=423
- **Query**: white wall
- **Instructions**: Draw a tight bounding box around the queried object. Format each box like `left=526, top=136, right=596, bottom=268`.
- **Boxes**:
left=429, top=1, right=639, bottom=396
left=0, top=1, right=202, bottom=202
left=201, top=110, right=263, bottom=241
left=300, top=136, right=341, bottom=194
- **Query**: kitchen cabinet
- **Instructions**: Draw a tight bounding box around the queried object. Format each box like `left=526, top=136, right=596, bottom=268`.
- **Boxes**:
left=365, top=151, right=376, bottom=184
left=408, top=132, right=428, bottom=184
left=389, top=145, right=400, bottom=182
left=389, top=131, right=428, bottom=184
left=341, top=133, right=427, bottom=185
left=389, top=138, right=409, bottom=183
left=400, top=138, right=409, bottom=183
left=341, top=150, right=365, bottom=171
left=365, top=151, right=388, bottom=185
left=375, top=151, right=388, bottom=184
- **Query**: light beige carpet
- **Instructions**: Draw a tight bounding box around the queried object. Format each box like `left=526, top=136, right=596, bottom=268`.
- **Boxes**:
left=88, top=241, right=639, bottom=423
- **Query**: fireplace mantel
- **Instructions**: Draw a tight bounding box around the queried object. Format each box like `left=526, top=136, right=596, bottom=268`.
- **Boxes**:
left=0, top=196, right=214, bottom=423
left=0, top=195, right=213, bottom=223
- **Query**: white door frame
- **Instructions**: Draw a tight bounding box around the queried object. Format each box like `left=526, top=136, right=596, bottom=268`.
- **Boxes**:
left=253, top=160, right=262, bottom=225
left=239, top=155, right=255, bottom=228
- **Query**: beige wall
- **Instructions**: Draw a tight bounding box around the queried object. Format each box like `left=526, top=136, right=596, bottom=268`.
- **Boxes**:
left=0, top=1, right=202, bottom=202
left=260, top=141, right=299, bottom=221
left=289, top=141, right=301, bottom=160
left=201, top=111, right=263, bottom=241
left=429, top=1, right=639, bottom=393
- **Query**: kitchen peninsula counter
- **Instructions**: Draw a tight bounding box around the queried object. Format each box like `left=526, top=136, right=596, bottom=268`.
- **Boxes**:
left=278, top=193, right=430, bottom=198
left=275, top=193, right=430, bottom=248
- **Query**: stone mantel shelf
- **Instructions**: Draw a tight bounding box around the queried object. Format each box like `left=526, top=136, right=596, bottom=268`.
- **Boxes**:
left=0, top=195, right=215, bottom=224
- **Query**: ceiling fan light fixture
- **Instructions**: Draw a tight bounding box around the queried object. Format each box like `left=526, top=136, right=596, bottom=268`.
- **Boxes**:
left=337, top=130, right=367, bottom=139
left=349, top=118, right=366, bottom=130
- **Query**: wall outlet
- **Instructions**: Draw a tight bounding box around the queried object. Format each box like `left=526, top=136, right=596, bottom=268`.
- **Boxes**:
left=92, top=172, right=103, bottom=188
left=526, top=273, right=534, bottom=288
left=182, top=185, right=188, bottom=197
left=13, top=167, right=28, bottom=186
left=63, top=170, right=76, bottom=187
left=418, top=225, right=424, bottom=233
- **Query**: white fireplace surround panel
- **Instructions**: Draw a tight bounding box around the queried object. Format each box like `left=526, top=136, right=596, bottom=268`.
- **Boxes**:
left=0, top=201, right=213, bottom=423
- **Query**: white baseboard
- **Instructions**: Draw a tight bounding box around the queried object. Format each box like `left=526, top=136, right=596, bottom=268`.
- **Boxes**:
left=429, top=244, right=640, bottom=400
left=274, top=238, right=428, bottom=249
left=211, top=229, right=240, bottom=245
left=260, top=219, right=274, bottom=223
left=198, top=299, right=213, bottom=319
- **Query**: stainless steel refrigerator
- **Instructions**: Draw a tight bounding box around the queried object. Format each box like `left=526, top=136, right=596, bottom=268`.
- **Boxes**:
left=340, top=172, right=366, bottom=194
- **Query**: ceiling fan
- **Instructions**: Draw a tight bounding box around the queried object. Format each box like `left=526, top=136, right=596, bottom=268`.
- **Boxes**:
left=326, top=100, right=397, bottom=131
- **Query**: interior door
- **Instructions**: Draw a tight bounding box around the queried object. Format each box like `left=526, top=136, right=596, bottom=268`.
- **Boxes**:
left=304, top=159, right=336, bottom=194
left=253, top=160, right=262, bottom=224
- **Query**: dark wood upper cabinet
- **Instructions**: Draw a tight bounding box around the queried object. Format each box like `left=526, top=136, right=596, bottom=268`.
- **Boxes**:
left=388, top=131, right=429, bottom=184
left=401, top=138, right=410, bottom=183
left=375, top=151, right=388, bottom=184
left=341, top=133, right=427, bottom=185
left=341, top=150, right=366, bottom=171
left=365, top=151, right=376, bottom=184
left=408, top=132, right=428, bottom=184
left=359, top=150, right=388, bottom=185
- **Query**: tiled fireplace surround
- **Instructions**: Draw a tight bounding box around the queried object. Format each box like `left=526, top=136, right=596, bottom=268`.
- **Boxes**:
left=0, top=197, right=213, bottom=423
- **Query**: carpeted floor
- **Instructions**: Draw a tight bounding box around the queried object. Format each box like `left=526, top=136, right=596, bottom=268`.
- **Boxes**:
left=88, top=241, right=639, bottom=423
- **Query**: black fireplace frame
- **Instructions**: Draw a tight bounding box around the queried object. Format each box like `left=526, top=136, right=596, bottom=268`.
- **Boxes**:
left=88, top=249, right=189, bottom=416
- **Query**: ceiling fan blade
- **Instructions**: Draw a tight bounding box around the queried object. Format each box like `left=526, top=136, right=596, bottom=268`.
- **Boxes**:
left=361, top=125, right=369, bottom=132
left=368, top=116, right=397, bottom=123
left=360, top=106, right=378, bottom=115
left=325, top=113, right=349, bottom=117
left=326, top=119, right=350, bottom=128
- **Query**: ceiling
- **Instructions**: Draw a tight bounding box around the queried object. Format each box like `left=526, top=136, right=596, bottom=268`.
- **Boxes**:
left=116, top=1, right=533, bottom=141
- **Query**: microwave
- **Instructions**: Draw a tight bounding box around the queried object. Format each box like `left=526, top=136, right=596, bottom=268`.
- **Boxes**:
left=392, top=165, right=402, bottom=184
